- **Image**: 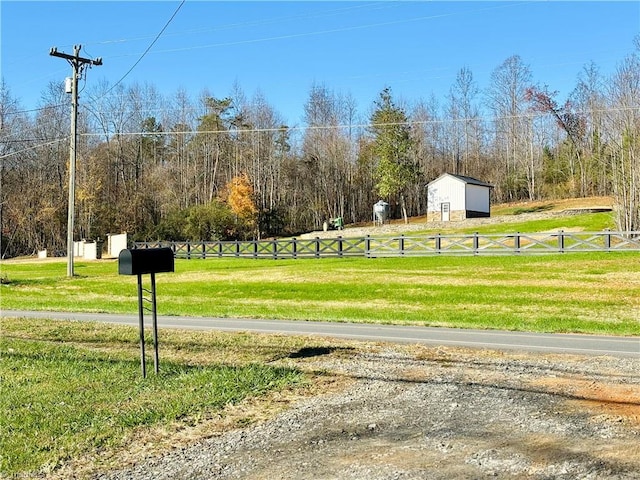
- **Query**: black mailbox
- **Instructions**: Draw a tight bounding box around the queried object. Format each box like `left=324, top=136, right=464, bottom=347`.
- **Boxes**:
left=118, top=247, right=175, bottom=378
left=118, top=247, right=174, bottom=276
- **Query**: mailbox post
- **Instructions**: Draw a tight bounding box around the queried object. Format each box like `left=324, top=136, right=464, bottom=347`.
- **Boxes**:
left=118, top=247, right=174, bottom=377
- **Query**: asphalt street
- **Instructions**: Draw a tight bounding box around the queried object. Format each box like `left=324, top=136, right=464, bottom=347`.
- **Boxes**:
left=3, top=310, right=639, bottom=358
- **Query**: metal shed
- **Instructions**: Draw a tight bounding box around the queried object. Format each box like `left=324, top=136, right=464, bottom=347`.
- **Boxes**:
left=427, top=173, right=493, bottom=222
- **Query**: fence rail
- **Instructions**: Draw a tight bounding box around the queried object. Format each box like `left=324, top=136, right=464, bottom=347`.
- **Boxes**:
left=134, top=230, right=640, bottom=259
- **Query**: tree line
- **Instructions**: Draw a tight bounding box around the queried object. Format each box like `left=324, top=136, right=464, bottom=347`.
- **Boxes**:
left=2, top=44, right=640, bottom=258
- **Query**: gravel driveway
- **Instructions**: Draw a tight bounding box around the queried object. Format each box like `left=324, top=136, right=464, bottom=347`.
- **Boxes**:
left=94, top=343, right=640, bottom=480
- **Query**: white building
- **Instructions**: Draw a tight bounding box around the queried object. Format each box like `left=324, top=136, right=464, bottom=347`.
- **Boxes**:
left=427, top=173, right=492, bottom=222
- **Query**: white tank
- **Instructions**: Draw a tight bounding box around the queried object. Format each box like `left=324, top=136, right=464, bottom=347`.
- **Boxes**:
left=373, top=200, right=389, bottom=224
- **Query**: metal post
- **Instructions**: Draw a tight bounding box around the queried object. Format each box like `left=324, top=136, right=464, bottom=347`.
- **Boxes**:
left=150, top=272, right=159, bottom=375
left=558, top=230, right=565, bottom=253
left=136, top=274, right=147, bottom=378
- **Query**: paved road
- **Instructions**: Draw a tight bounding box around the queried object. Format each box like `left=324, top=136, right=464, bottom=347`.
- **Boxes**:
left=3, top=310, right=639, bottom=358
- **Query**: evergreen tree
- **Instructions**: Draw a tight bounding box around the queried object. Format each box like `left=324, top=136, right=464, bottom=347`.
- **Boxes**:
left=369, top=88, right=417, bottom=223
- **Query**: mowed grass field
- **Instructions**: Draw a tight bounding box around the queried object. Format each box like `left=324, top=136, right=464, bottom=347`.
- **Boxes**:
left=1, top=206, right=639, bottom=478
left=2, top=250, right=639, bottom=335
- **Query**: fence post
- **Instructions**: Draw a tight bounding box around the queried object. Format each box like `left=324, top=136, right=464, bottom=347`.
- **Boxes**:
left=235, top=241, right=240, bottom=257
left=292, top=238, right=297, bottom=259
left=315, top=237, right=320, bottom=258
left=399, top=235, right=405, bottom=256
left=473, top=232, right=479, bottom=255
left=514, top=232, right=521, bottom=254
left=604, top=228, right=611, bottom=251
left=218, top=241, right=223, bottom=258
left=338, top=236, right=343, bottom=258
left=365, top=235, right=371, bottom=258
left=558, top=230, right=565, bottom=253
left=273, top=240, right=278, bottom=259
left=187, top=242, right=191, bottom=260
left=202, top=242, right=206, bottom=259
left=435, top=233, right=441, bottom=254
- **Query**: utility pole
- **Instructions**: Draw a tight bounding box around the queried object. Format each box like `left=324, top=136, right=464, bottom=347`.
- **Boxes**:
left=50, top=45, right=102, bottom=277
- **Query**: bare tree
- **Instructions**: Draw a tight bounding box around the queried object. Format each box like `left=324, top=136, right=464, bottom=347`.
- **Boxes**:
left=486, top=55, right=533, bottom=201
left=570, top=62, right=609, bottom=196
left=301, top=83, right=354, bottom=227
left=606, top=43, right=640, bottom=231
left=447, top=67, right=484, bottom=177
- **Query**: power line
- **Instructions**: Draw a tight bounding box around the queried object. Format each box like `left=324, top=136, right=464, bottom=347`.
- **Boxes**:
left=0, top=138, right=67, bottom=160
left=74, top=105, right=640, bottom=138
left=99, top=0, right=185, bottom=100
left=2, top=104, right=638, bottom=161
left=5, top=1, right=185, bottom=119
left=85, top=2, right=386, bottom=48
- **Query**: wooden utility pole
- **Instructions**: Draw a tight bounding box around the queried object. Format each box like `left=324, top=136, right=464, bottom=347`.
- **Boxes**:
left=49, top=45, right=102, bottom=277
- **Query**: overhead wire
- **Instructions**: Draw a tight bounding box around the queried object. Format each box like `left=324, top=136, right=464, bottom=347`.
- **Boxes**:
left=109, top=2, right=523, bottom=57
left=0, top=137, right=68, bottom=160
left=1, top=4, right=182, bottom=166
left=12, top=3, right=621, bottom=137
left=3, top=1, right=634, bottom=136
left=87, top=2, right=388, bottom=47
left=98, top=0, right=186, bottom=100
left=76, top=105, right=640, bottom=137
left=5, top=0, right=186, bottom=118
left=2, top=104, right=638, bottom=161
left=5, top=1, right=520, bottom=117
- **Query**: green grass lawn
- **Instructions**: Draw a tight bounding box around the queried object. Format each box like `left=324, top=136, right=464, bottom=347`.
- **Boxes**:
left=406, top=211, right=616, bottom=235
left=2, top=251, right=639, bottom=335
left=3, top=208, right=635, bottom=478
left=3, top=249, right=638, bottom=476
left=1, top=317, right=311, bottom=478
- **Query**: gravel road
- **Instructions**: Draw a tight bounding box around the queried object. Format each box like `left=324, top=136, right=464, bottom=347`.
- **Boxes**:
left=93, top=343, right=640, bottom=480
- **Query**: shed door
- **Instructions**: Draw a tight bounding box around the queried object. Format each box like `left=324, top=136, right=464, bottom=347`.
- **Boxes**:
left=441, top=202, right=450, bottom=221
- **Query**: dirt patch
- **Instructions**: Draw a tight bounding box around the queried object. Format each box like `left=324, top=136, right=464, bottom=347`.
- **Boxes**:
left=92, top=344, right=640, bottom=480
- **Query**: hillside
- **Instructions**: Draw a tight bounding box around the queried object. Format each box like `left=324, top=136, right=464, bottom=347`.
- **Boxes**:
left=300, top=196, right=615, bottom=239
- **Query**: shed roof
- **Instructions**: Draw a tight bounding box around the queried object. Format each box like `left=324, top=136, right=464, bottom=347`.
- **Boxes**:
left=427, top=173, right=493, bottom=188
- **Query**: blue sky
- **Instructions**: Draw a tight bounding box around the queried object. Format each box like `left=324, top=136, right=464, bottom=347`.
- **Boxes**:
left=2, top=1, right=639, bottom=126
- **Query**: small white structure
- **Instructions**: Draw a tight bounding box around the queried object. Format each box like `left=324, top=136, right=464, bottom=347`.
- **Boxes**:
left=107, top=233, right=128, bottom=258
left=427, top=173, right=492, bottom=222
left=83, top=242, right=98, bottom=260
left=73, top=240, right=100, bottom=260
left=373, top=200, right=390, bottom=226
left=73, top=240, right=85, bottom=258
